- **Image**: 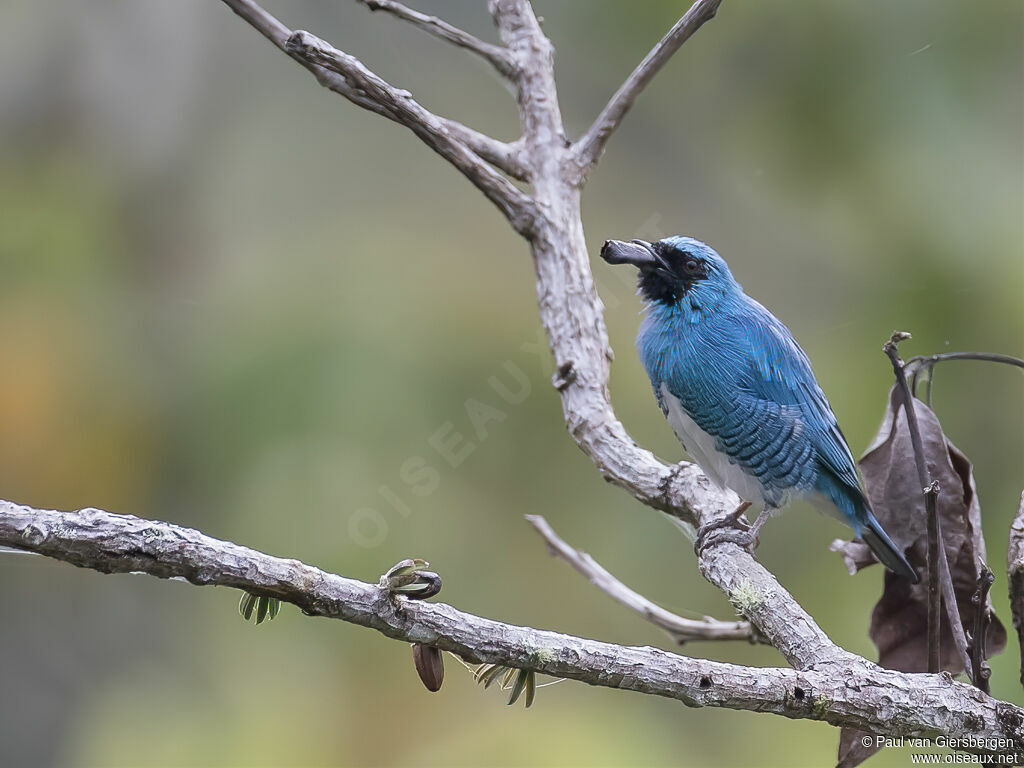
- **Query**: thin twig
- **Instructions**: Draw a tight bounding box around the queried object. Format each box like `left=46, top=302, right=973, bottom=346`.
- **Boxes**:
left=357, top=0, right=517, bottom=77
left=937, top=530, right=973, bottom=677
left=907, top=352, right=1024, bottom=371
left=884, top=331, right=942, bottom=674
left=1008, top=491, right=1024, bottom=689
left=969, top=566, right=995, bottom=694
left=906, top=351, right=1024, bottom=408
left=219, top=0, right=529, bottom=180
left=570, top=0, right=722, bottom=179
left=904, top=346, right=1015, bottom=678
left=883, top=334, right=974, bottom=678
left=525, top=515, right=763, bottom=644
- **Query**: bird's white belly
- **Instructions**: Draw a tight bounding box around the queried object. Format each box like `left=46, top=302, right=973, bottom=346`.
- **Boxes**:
left=660, top=384, right=766, bottom=505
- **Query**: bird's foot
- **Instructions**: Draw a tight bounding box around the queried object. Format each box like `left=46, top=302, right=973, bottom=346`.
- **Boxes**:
left=695, top=524, right=758, bottom=557
left=695, top=501, right=759, bottom=557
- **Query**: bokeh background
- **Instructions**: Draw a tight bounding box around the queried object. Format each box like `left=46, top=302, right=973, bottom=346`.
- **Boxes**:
left=1, top=1, right=1021, bottom=766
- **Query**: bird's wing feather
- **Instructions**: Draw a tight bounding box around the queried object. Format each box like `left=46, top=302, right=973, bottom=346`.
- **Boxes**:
left=656, top=298, right=865, bottom=506
left=656, top=312, right=814, bottom=502
left=737, top=302, right=865, bottom=498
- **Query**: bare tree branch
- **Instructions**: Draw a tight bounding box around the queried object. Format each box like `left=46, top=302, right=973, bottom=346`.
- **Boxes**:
left=7, top=3, right=1020, bottom=761
left=219, top=2, right=790, bottom=668
left=885, top=333, right=942, bottom=672
left=1009, top=491, right=1024, bottom=689
left=938, top=526, right=976, bottom=677
left=885, top=331, right=973, bottom=679
left=1, top=500, right=1020, bottom=759
left=526, top=514, right=761, bottom=644
left=219, top=0, right=529, bottom=181
left=356, top=0, right=517, bottom=78
left=486, top=0, right=850, bottom=675
left=490, top=0, right=567, bottom=157
left=282, top=29, right=537, bottom=233
left=970, top=566, right=995, bottom=694
left=570, top=0, right=723, bottom=180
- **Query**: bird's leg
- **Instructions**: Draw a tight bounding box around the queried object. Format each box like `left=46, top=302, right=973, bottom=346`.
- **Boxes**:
left=694, top=500, right=757, bottom=557
left=729, top=500, right=753, bottom=525
left=747, top=506, right=773, bottom=540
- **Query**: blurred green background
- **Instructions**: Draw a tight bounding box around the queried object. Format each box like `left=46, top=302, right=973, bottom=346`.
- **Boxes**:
left=1, top=1, right=1021, bottom=766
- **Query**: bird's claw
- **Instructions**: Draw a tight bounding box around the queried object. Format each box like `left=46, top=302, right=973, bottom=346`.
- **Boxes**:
left=695, top=503, right=759, bottom=557
left=695, top=525, right=759, bottom=557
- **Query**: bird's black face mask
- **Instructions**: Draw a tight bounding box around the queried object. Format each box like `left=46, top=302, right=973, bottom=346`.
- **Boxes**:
left=600, top=239, right=708, bottom=305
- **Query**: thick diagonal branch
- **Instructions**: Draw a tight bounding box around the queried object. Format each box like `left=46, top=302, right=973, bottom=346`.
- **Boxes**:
left=357, top=0, right=516, bottom=78
left=219, top=0, right=529, bottom=181
left=570, top=0, right=722, bottom=180
left=488, top=0, right=843, bottom=672
left=218, top=0, right=823, bottom=673
left=527, top=515, right=761, bottom=644
left=490, top=0, right=567, bottom=158
left=0, top=500, right=1020, bottom=758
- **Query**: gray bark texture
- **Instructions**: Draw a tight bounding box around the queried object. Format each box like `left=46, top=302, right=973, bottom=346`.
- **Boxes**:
left=1, top=500, right=1021, bottom=758
left=1009, top=493, right=1024, bottom=689
left=2, top=0, right=1021, bottom=761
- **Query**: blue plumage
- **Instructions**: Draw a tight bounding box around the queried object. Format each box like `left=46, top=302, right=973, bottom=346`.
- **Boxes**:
left=601, top=235, right=917, bottom=582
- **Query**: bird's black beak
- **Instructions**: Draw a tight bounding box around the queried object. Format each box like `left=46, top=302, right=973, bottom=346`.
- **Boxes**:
left=600, top=239, right=661, bottom=268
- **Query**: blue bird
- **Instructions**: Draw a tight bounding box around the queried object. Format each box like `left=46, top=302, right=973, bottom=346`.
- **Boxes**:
left=601, top=235, right=918, bottom=582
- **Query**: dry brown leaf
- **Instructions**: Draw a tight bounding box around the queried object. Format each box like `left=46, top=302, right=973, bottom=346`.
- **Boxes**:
left=834, top=386, right=1006, bottom=767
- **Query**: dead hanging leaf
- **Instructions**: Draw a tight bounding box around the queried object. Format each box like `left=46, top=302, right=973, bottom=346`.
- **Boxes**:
left=411, top=643, right=444, bottom=692
left=833, top=386, right=1007, bottom=768
left=837, top=386, right=1007, bottom=664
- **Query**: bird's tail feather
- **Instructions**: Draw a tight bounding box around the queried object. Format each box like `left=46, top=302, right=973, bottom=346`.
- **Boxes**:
left=860, top=513, right=919, bottom=583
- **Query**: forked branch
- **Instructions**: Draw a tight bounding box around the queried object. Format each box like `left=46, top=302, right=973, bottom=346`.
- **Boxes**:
left=570, top=0, right=723, bottom=180
left=884, top=332, right=973, bottom=679
left=220, top=0, right=530, bottom=181
left=357, top=0, right=517, bottom=78
left=283, top=30, right=537, bottom=233
left=526, top=514, right=762, bottom=644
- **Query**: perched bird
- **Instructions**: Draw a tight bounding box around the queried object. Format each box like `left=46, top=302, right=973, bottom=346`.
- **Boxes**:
left=601, top=235, right=918, bottom=582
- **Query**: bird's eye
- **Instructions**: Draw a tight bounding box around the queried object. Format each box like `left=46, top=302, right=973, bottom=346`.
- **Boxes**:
left=683, top=259, right=701, bottom=275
